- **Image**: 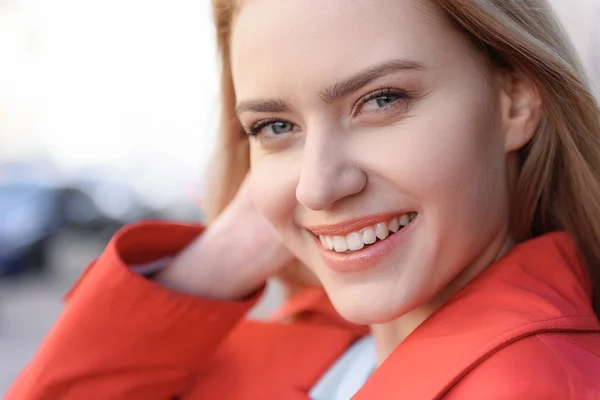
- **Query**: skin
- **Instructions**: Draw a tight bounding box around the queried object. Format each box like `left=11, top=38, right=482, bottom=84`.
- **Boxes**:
left=157, top=174, right=295, bottom=299
left=230, top=0, right=542, bottom=362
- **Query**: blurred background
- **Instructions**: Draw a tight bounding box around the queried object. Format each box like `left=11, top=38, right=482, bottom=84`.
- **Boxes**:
left=0, top=0, right=599, bottom=394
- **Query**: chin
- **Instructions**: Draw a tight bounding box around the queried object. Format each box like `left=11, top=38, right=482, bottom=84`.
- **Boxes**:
left=324, top=284, right=413, bottom=326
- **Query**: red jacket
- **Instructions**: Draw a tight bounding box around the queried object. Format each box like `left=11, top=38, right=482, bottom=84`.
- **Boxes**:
left=7, top=221, right=600, bottom=399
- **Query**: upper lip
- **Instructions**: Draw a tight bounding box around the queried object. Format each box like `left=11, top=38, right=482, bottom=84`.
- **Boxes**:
left=305, top=211, right=413, bottom=236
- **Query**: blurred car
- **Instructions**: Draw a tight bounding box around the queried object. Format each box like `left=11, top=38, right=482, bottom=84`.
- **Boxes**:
left=0, top=181, right=63, bottom=275
left=66, top=177, right=161, bottom=238
left=0, top=161, right=196, bottom=275
left=0, top=179, right=129, bottom=275
left=57, top=186, right=123, bottom=237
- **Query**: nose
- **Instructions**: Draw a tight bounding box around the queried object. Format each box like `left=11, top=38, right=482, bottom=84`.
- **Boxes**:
left=296, top=130, right=367, bottom=211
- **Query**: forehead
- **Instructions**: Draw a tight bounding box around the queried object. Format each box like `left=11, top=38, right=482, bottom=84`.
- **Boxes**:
left=230, top=0, right=468, bottom=101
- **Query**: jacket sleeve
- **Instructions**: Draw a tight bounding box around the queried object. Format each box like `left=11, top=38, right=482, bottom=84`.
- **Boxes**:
left=5, top=221, right=261, bottom=400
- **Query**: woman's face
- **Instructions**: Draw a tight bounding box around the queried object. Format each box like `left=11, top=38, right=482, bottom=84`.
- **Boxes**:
left=231, top=0, right=516, bottom=324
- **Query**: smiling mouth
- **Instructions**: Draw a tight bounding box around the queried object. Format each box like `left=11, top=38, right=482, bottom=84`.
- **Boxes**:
left=314, top=212, right=417, bottom=254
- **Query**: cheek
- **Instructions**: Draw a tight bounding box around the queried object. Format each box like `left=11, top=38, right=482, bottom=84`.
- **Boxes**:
left=250, top=148, right=300, bottom=234
left=366, top=90, right=507, bottom=232
left=423, top=100, right=506, bottom=213
left=415, top=105, right=509, bottom=260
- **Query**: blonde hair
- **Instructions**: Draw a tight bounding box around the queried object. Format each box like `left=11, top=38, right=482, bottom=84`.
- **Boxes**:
left=207, top=0, right=600, bottom=315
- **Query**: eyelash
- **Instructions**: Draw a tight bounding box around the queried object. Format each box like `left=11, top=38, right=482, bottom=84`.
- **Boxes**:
left=247, top=118, right=288, bottom=137
left=245, top=87, right=414, bottom=137
left=352, top=87, right=411, bottom=116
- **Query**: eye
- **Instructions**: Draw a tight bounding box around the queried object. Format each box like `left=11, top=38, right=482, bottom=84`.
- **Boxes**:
left=268, top=121, right=294, bottom=134
left=248, top=119, right=296, bottom=137
left=354, top=88, right=409, bottom=116
left=372, top=95, right=399, bottom=109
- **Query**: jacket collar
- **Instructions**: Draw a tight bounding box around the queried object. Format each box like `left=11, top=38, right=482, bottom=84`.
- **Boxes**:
left=353, top=232, right=600, bottom=399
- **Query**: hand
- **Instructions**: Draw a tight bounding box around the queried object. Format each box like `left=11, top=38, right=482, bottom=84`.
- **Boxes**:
left=156, top=173, right=294, bottom=299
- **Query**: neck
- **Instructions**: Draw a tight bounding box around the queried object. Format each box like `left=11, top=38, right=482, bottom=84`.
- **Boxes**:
left=369, top=233, right=515, bottom=366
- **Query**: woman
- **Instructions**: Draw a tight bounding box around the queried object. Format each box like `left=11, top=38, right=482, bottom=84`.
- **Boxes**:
left=7, top=0, right=600, bottom=399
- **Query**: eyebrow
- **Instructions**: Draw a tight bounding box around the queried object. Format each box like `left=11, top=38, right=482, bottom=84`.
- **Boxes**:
left=319, top=59, right=425, bottom=103
left=235, top=59, right=425, bottom=115
left=235, top=99, right=289, bottom=115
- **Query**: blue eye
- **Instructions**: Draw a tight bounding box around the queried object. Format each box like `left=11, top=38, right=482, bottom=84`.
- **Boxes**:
left=249, top=120, right=295, bottom=137
left=375, top=95, right=400, bottom=108
left=269, top=121, right=294, bottom=134
left=351, top=87, right=416, bottom=117
left=359, top=92, right=402, bottom=113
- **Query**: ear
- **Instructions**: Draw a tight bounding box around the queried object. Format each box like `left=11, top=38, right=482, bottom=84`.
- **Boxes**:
left=498, top=72, right=542, bottom=152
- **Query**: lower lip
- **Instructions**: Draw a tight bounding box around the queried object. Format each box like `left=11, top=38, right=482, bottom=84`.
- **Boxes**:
left=313, top=218, right=417, bottom=273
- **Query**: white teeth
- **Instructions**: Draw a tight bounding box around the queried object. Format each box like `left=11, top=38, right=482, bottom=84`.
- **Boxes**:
left=346, top=232, right=365, bottom=251
left=399, top=214, right=410, bottom=227
left=333, top=236, right=349, bottom=252
left=375, top=222, right=389, bottom=240
left=389, top=217, right=400, bottom=233
left=316, top=212, right=417, bottom=253
left=325, top=236, right=334, bottom=251
left=319, top=235, right=326, bottom=246
left=362, top=227, right=377, bottom=245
